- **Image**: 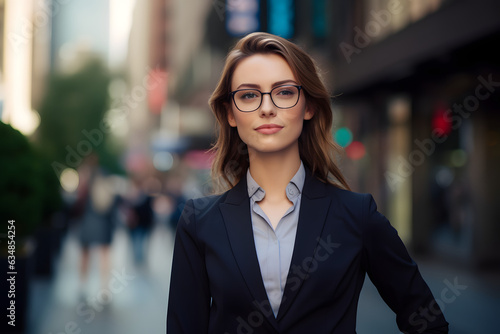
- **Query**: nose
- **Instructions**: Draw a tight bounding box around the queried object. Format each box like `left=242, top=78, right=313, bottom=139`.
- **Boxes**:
left=259, top=93, right=276, bottom=117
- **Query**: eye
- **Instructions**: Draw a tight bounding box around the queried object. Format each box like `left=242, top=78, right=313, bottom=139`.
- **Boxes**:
left=237, top=90, right=260, bottom=100
left=277, top=89, right=294, bottom=96
left=274, top=86, right=297, bottom=97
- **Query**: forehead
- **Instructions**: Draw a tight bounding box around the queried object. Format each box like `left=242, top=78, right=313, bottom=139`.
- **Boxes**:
left=231, top=53, right=296, bottom=89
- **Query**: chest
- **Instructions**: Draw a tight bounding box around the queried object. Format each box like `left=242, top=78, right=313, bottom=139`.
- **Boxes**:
left=198, top=207, right=365, bottom=298
left=256, top=198, right=293, bottom=229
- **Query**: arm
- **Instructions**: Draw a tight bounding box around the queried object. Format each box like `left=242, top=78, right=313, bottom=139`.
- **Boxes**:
left=167, top=199, right=210, bottom=333
left=362, top=195, right=449, bottom=334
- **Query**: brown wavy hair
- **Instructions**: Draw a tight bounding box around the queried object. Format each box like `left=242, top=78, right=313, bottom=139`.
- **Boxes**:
left=208, top=32, right=350, bottom=192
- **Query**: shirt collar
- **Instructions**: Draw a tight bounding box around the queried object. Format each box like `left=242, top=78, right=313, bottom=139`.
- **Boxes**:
left=246, top=161, right=306, bottom=201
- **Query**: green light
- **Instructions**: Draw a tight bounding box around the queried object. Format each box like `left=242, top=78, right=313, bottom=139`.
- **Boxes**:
left=334, top=127, right=353, bottom=148
left=450, top=149, right=467, bottom=167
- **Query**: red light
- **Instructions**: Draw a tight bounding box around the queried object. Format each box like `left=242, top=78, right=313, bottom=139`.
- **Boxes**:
left=432, top=103, right=452, bottom=135
left=346, top=141, right=366, bottom=160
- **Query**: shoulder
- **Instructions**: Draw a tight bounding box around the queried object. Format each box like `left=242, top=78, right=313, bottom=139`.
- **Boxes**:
left=324, top=183, right=375, bottom=214
left=180, top=192, right=227, bottom=221
left=304, top=169, right=374, bottom=212
left=321, top=185, right=400, bottom=253
left=320, top=182, right=389, bottom=231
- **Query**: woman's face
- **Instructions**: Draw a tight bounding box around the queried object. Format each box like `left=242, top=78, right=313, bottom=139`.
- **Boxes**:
left=227, top=53, right=313, bottom=157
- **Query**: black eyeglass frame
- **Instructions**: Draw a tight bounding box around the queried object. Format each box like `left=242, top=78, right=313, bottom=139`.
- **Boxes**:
left=229, top=85, right=303, bottom=112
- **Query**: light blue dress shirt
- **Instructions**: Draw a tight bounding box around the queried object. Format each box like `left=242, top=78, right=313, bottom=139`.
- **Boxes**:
left=246, top=161, right=305, bottom=317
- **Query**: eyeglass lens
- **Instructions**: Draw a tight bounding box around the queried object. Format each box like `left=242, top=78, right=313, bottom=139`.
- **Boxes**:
left=233, top=85, right=300, bottom=112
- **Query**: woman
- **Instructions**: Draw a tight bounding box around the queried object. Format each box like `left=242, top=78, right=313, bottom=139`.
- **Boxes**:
left=76, top=154, right=115, bottom=298
left=167, top=32, right=448, bottom=334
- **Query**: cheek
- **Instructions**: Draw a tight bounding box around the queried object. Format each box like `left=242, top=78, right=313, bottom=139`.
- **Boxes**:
left=289, top=108, right=308, bottom=129
left=227, top=107, right=238, bottom=127
left=230, top=111, right=253, bottom=139
left=230, top=113, right=246, bottom=129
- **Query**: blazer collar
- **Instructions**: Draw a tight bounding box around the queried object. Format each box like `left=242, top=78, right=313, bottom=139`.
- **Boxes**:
left=219, top=178, right=279, bottom=330
left=219, top=167, right=331, bottom=326
left=277, top=168, right=331, bottom=320
left=224, top=166, right=327, bottom=203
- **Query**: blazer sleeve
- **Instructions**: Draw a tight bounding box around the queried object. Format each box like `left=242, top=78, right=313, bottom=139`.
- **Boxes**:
left=167, top=199, right=210, bottom=333
left=362, top=194, right=449, bottom=334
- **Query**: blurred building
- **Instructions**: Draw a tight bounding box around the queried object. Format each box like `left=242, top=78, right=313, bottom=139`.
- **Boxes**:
left=1, top=0, right=49, bottom=135
left=1, top=0, right=113, bottom=134
left=124, top=0, right=216, bottom=182
left=326, top=0, right=500, bottom=268
left=50, top=0, right=110, bottom=71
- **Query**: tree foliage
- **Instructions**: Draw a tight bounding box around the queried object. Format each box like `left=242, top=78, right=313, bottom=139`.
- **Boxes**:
left=0, top=122, right=50, bottom=249
left=37, top=57, right=122, bottom=174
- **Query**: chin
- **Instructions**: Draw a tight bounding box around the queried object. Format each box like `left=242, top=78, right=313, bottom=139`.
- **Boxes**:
left=250, top=143, right=297, bottom=155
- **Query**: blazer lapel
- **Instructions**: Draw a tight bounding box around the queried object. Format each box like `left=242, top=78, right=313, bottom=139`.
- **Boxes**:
left=219, top=179, right=279, bottom=331
left=276, top=169, right=331, bottom=321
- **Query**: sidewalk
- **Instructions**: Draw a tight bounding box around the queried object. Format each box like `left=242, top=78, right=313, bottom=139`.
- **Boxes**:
left=356, top=255, right=500, bottom=333
left=27, top=223, right=499, bottom=334
left=27, top=223, right=175, bottom=334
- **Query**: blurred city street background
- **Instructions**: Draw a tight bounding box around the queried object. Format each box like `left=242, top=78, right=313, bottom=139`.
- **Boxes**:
left=1, top=0, right=500, bottom=333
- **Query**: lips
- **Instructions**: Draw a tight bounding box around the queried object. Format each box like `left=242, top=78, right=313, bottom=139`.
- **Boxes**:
left=255, top=124, right=283, bottom=134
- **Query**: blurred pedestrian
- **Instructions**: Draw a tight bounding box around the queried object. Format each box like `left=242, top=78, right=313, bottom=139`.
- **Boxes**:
left=125, top=177, right=154, bottom=267
left=167, top=32, right=449, bottom=333
left=74, top=154, right=116, bottom=299
left=164, top=174, right=187, bottom=231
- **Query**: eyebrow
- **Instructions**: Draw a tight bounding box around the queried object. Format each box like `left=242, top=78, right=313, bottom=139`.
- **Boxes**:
left=235, top=79, right=298, bottom=90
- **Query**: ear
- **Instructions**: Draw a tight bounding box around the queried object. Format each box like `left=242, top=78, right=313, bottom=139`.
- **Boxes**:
left=303, top=105, right=314, bottom=121
left=227, top=105, right=237, bottom=127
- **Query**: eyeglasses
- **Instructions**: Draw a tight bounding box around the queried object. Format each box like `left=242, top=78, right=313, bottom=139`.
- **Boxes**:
left=230, top=85, right=302, bottom=112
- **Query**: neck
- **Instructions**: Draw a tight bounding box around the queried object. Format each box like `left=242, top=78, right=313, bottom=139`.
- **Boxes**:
left=248, top=146, right=301, bottom=199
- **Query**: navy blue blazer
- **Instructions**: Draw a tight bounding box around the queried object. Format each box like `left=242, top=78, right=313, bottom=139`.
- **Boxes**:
left=167, top=168, right=449, bottom=333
